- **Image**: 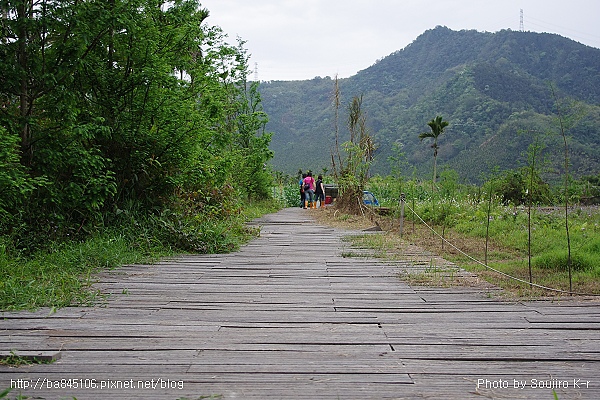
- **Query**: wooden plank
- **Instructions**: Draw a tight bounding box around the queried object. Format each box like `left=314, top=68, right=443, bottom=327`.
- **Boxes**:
left=1, top=207, right=599, bottom=400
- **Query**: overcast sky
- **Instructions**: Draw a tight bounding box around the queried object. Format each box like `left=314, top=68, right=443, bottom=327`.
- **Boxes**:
left=199, top=0, right=600, bottom=81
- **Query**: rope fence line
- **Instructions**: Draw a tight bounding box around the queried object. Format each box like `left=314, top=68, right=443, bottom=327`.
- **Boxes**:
left=403, top=202, right=600, bottom=297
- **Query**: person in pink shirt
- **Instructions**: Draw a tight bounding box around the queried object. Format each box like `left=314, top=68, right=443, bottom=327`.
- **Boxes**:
left=303, top=172, right=316, bottom=209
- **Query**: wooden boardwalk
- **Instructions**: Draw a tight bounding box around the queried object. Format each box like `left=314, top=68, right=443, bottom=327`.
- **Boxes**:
left=1, top=207, right=599, bottom=399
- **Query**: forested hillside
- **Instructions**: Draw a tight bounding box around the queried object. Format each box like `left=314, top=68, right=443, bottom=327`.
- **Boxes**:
left=260, top=26, right=600, bottom=182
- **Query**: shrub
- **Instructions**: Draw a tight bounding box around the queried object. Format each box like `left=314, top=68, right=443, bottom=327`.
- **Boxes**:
left=276, top=184, right=302, bottom=207
left=495, top=169, right=551, bottom=205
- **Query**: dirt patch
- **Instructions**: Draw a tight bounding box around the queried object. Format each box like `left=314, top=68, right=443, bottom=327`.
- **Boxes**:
left=309, top=207, right=377, bottom=230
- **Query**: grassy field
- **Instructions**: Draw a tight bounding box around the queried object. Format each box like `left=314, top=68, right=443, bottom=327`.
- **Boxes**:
left=310, top=202, right=600, bottom=299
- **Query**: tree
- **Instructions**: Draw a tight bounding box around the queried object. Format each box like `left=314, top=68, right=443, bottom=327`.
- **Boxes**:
left=549, top=85, right=584, bottom=293
left=0, top=0, right=122, bottom=237
left=0, top=0, right=273, bottom=247
left=331, top=84, right=376, bottom=213
left=228, top=78, right=274, bottom=200
left=524, top=138, right=546, bottom=285
left=419, top=116, right=449, bottom=186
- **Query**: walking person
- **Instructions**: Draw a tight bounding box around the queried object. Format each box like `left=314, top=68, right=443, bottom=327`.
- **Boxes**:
left=299, top=171, right=306, bottom=208
left=303, top=172, right=316, bottom=209
left=315, top=175, right=325, bottom=208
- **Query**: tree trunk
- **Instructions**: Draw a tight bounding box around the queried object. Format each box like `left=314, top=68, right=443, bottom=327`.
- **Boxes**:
left=17, top=0, right=32, bottom=164
left=432, top=154, right=437, bottom=185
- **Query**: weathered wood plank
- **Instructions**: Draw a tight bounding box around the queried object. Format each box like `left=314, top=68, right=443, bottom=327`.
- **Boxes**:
left=1, top=207, right=598, bottom=400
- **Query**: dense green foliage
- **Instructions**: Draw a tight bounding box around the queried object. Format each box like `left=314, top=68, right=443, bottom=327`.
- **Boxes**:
left=260, top=27, right=600, bottom=183
left=0, top=1, right=277, bottom=309
left=0, top=0, right=273, bottom=251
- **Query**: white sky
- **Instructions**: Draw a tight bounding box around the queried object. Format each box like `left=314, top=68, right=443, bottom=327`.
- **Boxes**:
left=199, top=0, right=600, bottom=81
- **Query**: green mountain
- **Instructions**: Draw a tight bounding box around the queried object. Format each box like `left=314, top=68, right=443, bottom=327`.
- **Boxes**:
left=259, top=26, right=600, bottom=183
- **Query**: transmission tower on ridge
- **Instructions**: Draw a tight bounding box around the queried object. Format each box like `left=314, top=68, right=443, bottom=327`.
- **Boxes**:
left=520, top=9, right=524, bottom=32
left=253, top=62, right=259, bottom=82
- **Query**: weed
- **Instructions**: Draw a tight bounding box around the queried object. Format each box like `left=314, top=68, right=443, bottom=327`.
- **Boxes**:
left=0, top=350, right=55, bottom=367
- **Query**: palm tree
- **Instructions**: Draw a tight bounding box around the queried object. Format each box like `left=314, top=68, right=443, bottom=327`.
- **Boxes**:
left=419, top=116, right=449, bottom=185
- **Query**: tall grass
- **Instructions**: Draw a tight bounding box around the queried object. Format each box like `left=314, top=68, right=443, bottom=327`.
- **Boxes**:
left=0, top=233, right=154, bottom=310
left=0, top=200, right=281, bottom=311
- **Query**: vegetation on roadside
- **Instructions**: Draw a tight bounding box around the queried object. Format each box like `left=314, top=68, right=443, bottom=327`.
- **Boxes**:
left=306, top=172, right=600, bottom=298
left=287, top=76, right=599, bottom=298
left=330, top=79, right=376, bottom=213
left=0, top=2, right=280, bottom=311
left=0, top=200, right=280, bottom=311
